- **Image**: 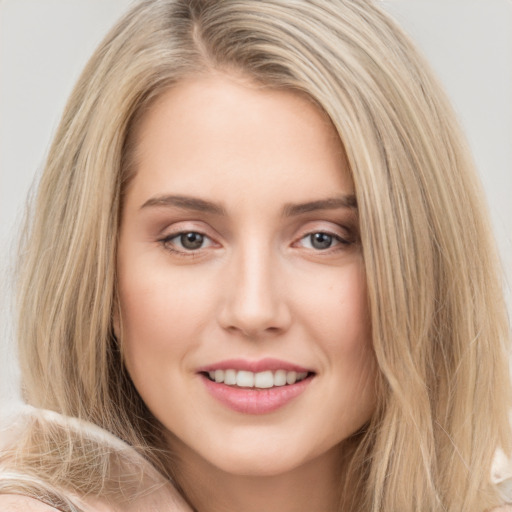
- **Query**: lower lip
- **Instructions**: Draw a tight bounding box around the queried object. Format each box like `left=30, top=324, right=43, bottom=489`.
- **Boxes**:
left=200, top=374, right=313, bottom=414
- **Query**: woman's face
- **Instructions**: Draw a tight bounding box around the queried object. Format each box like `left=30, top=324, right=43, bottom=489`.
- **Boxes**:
left=117, top=74, right=376, bottom=477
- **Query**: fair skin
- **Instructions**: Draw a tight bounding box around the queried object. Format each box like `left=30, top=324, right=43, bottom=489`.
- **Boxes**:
left=116, top=74, right=376, bottom=512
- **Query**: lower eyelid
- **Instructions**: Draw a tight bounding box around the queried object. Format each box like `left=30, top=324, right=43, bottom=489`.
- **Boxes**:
left=303, top=231, right=349, bottom=243
left=158, top=230, right=220, bottom=255
left=293, top=231, right=356, bottom=253
left=159, top=227, right=353, bottom=252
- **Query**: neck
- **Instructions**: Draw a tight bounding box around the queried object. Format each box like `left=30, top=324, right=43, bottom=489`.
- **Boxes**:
left=172, top=444, right=351, bottom=512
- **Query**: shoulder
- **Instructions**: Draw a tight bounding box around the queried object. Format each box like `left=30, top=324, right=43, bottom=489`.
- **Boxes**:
left=0, top=493, right=120, bottom=512
left=0, top=494, right=60, bottom=511
left=0, top=407, right=192, bottom=511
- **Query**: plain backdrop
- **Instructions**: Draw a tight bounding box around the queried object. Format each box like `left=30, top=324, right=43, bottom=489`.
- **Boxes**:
left=1, top=0, right=511, bottom=411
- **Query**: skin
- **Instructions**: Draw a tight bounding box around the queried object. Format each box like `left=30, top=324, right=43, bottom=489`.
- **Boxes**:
left=117, top=74, right=377, bottom=512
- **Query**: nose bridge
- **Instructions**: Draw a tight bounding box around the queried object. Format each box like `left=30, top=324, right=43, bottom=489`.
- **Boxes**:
left=220, top=235, right=289, bottom=336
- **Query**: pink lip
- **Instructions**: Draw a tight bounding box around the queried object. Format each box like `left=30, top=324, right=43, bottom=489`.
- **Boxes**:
left=201, top=376, right=313, bottom=414
left=197, top=357, right=311, bottom=373
left=197, top=358, right=315, bottom=415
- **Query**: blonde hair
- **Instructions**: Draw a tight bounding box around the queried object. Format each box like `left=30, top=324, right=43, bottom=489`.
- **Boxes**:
left=4, top=0, right=511, bottom=510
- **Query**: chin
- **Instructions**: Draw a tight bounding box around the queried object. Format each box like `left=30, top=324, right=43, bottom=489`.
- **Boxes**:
left=185, top=429, right=342, bottom=480
left=207, top=452, right=312, bottom=478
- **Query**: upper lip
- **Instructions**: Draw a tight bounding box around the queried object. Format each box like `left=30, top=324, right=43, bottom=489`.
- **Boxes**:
left=197, top=358, right=313, bottom=374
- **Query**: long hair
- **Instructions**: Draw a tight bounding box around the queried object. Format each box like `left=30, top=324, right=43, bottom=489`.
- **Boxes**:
left=6, top=0, right=511, bottom=510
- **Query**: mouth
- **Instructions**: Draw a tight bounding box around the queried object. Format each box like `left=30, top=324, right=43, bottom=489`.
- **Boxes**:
left=197, top=360, right=316, bottom=414
left=201, top=369, right=313, bottom=389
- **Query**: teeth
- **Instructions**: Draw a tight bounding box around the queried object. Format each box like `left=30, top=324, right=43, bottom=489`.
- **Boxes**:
left=236, top=370, right=254, bottom=387
left=206, top=369, right=310, bottom=388
left=274, top=369, right=287, bottom=387
left=254, top=370, right=273, bottom=389
left=286, top=370, right=297, bottom=385
left=224, top=369, right=237, bottom=385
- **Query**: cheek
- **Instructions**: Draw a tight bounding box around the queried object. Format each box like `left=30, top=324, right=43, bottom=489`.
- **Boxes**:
left=299, top=260, right=376, bottom=407
left=117, top=262, right=216, bottom=356
left=334, top=268, right=374, bottom=386
left=116, top=265, right=216, bottom=412
left=300, top=260, right=371, bottom=352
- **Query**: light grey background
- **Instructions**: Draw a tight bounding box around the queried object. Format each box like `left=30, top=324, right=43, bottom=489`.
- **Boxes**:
left=1, top=0, right=511, bottom=411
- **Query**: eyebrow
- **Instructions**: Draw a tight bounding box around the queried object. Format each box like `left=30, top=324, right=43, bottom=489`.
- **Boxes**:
left=282, top=195, right=357, bottom=216
left=140, top=193, right=357, bottom=216
left=140, top=194, right=226, bottom=215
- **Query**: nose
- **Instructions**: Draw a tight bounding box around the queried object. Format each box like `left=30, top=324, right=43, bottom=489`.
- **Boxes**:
left=217, top=244, right=291, bottom=338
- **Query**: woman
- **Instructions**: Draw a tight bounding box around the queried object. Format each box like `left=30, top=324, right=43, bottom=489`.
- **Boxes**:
left=1, top=0, right=511, bottom=510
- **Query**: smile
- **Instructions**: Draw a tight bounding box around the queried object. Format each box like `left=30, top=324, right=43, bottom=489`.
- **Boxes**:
left=206, top=369, right=310, bottom=388
left=198, top=359, right=315, bottom=414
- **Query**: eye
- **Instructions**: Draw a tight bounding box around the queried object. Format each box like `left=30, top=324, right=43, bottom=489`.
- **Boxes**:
left=179, top=232, right=206, bottom=250
left=161, top=231, right=214, bottom=252
left=298, top=232, right=347, bottom=250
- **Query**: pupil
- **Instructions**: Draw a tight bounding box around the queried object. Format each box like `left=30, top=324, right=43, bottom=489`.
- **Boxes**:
left=181, top=232, right=204, bottom=250
left=311, top=233, right=332, bottom=250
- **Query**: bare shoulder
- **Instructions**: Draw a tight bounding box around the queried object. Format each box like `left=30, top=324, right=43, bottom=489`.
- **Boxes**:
left=0, top=494, right=60, bottom=511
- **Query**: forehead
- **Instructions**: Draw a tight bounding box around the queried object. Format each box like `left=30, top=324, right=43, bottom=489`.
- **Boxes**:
left=124, top=74, right=353, bottom=210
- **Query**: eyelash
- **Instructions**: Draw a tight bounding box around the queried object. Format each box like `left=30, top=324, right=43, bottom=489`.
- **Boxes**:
left=158, top=228, right=354, bottom=257
left=159, top=231, right=215, bottom=257
left=296, top=231, right=352, bottom=252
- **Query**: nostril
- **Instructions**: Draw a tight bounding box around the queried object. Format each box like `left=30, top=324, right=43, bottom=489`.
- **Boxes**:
left=218, top=299, right=292, bottom=337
